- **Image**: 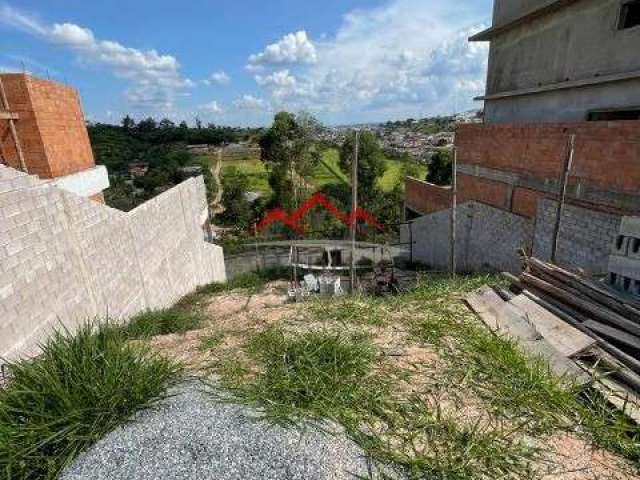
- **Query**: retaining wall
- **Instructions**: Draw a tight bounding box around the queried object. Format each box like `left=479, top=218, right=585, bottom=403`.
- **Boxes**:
left=0, top=165, right=226, bottom=360
left=401, top=201, right=533, bottom=274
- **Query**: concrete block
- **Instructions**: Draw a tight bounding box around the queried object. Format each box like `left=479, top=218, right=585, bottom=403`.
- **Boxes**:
left=620, top=217, right=640, bottom=238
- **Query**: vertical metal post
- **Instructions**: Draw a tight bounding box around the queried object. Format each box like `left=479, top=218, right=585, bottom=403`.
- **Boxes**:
left=0, top=76, right=27, bottom=172
left=254, top=222, right=261, bottom=272
left=551, top=135, right=576, bottom=264
left=450, top=147, right=457, bottom=277
left=409, top=221, right=413, bottom=265
left=350, top=130, right=359, bottom=293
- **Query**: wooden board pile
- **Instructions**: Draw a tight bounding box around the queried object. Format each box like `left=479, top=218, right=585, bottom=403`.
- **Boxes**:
left=466, top=254, right=640, bottom=423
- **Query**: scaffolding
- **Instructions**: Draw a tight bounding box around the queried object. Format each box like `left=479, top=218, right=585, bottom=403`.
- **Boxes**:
left=0, top=75, right=27, bottom=172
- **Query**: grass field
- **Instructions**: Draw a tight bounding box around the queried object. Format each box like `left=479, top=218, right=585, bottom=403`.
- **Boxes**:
left=204, top=148, right=426, bottom=196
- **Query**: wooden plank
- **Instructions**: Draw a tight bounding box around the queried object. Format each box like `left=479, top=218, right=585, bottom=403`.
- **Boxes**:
left=577, top=359, right=640, bottom=424
left=522, top=289, right=640, bottom=374
left=583, top=320, right=640, bottom=351
left=510, top=294, right=595, bottom=357
left=0, top=111, right=19, bottom=120
left=528, top=259, right=640, bottom=323
left=520, top=273, right=640, bottom=337
left=466, top=287, right=538, bottom=340
left=526, top=256, right=640, bottom=311
left=466, top=287, right=589, bottom=383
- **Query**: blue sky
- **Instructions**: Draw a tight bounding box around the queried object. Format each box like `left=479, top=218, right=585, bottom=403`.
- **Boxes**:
left=0, top=0, right=492, bottom=126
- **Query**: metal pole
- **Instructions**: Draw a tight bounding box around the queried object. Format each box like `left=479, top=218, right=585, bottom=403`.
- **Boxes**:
left=409, top=221, right=413, bottom=265
left=350, top=130, right=359, bottom=292
left=551, top=135, right=576, bottom=264
left=450, top=147, right=457, bottom=277
left=254, top=222, right=261, bottom=272
left=0, top=76, right=27, bottom=172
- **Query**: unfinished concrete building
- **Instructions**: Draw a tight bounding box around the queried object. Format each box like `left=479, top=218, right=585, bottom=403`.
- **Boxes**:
left=473, top=0, right=640, bottom=124
left=404, top=0, right=640, bottom=292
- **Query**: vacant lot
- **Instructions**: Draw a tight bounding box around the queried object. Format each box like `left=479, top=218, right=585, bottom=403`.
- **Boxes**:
left=201, top=148, right=426, bottom=196
left=6, top=272, right=638, bottom=479
left=142, top=273, right=640, bottom=480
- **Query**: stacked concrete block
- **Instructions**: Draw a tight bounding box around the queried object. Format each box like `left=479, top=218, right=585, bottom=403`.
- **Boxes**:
left=532, top=198, right=622, bottom=275
left=608, top=217, right=640, bottom=297
left=400, top=201, right=533, bottom=274
left=0, top=165, right=226, bottom=361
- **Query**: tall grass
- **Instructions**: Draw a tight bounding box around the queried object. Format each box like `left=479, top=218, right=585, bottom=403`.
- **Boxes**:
left=122, top=309, right=202, bottom=339
left=219, top=327, right=388, bottom=423
left=0, top=322, right=181, bottom=480
left=212, top=273, right=640, bottom=477
left=408, top=274, right=640, bottom=464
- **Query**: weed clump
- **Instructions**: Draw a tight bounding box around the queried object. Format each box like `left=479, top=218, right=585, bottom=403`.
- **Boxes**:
left=223, top=327, right=386, bottom=422
left=123, top=308, right=202, bottom=339
left=0, top=322, right=180, bottom=479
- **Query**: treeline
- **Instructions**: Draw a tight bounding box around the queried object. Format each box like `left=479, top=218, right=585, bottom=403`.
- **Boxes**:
left=88, top=116, right=260, bottom=173
left=89, top=116, right=261, bottom=211
left=384, top=115, right=455, bottom=134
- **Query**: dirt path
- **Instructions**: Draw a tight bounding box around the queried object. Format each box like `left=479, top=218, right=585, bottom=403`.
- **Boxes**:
left=210, top=151, right=224, bottom=215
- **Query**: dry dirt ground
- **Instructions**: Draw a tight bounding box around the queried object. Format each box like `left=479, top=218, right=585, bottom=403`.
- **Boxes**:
left=146, top=281, right=640, bottom=480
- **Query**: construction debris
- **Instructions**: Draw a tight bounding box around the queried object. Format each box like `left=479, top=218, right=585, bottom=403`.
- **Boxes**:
left=467, top=254, right=640, bottom=423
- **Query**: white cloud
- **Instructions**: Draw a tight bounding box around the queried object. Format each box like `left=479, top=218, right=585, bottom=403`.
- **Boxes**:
left=255, top=69, right=296, bottom=89
left=0, top=3, right=46, bottom=35
left=233, top=94, right=267, bottom=110
left=202, top=70, right=230, bottom=86
left=199, top=100, right=223, bottom=114
left=248, top=31, right=317, bottom=66
left=0, top=3, right=192, bottom=112
left=252, top=0, right=489, bottom=122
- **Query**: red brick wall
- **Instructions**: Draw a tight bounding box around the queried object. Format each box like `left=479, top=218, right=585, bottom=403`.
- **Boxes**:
left=456, top=122, right=640, bottom=197
left=0, top=74, right=95, bottom=178
left=511, top=187, right=546, bottom=219
left=458, top=174, right=509, bottom=210
left=405, top=177, right=451, bottom=215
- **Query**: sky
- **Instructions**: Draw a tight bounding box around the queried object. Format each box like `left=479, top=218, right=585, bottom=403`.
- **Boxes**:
left=0, top=0, right=492, bottom=126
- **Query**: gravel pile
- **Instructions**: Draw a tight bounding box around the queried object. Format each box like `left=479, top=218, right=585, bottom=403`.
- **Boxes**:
left=62, top=383, right=378, bottom=480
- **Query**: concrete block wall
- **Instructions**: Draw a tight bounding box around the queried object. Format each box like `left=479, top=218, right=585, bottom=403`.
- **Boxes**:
left=608, top=217, right=640, bottom=297
left=532, top=198, right=622, bottom=275
left=0, top=164, right=226, bottom=360
left=401, top=201, right=533, bottom=274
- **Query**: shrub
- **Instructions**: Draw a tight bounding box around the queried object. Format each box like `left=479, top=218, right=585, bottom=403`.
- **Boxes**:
left=0, top=322, right=181, bottom=479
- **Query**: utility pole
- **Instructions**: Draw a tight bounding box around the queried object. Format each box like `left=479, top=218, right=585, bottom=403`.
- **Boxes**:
left=350, top=130, right=360, bottom=293
left=551, top=135, right=576, bottom=264
left=450, top=147, right=457, bottom=277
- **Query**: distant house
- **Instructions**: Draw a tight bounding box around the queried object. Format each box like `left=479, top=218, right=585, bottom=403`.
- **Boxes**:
left=187, top=145, right=212, bottom=155
left=128, top=162, right=149, bottom=178
left=179, top=165, right=204, bottom=176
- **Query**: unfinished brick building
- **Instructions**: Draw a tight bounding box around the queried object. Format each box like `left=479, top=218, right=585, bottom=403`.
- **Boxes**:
left=0, top=73, right=108, bottom=200
left=404, top=0, right=640, bottom=286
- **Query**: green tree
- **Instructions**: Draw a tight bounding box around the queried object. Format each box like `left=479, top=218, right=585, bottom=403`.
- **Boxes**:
left=121, top=115, right=135, bottom=132
left=158, top=118, right=175, bottom=129
left=339, top=130, right=386, bottom=204
left=259, top=111, right=320, bottom=210
left=136, top=117, right=157, bottom=133
left=220, top=167, right=252, bottom=229
left=426, top=150, right=452, bottom=186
